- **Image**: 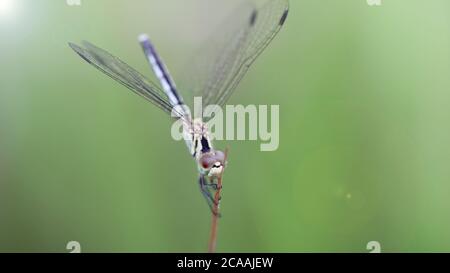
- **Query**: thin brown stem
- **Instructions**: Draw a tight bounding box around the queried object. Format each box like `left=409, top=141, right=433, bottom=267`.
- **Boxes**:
left=207, top=148, right=228, bottom=253
left=208, top=176, right=222, bottom=253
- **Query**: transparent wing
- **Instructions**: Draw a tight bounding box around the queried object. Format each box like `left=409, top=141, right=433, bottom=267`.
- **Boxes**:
left=179, top=0, right=289, bottom=116
left=69, top=41, right=186, bottom=118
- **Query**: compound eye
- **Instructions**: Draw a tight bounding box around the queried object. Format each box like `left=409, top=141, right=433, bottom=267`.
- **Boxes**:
left=199, top=151, right=226, bottom=170
left=199, top=154, right=215, bottom=169
left=214, top=151, right=225, bottom=164
left=201, top=161, right=210, bottom=169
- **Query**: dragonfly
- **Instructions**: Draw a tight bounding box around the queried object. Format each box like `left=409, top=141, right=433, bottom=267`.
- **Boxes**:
left=68, top=0, right=289, bottom=216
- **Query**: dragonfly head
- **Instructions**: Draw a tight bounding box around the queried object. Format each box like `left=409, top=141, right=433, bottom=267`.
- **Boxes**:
left=199, top=150, right=226, bottom=178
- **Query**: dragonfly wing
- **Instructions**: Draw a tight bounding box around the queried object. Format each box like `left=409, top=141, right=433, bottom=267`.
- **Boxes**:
left=69, top=41, right=185, bottom=118
left=212, top=0, right=289, bottom=108
left=178, top=0, right=289, bottom=117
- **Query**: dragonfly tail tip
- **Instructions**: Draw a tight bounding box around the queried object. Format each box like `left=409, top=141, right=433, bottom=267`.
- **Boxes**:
left=138, top=33, right=150, bottom=43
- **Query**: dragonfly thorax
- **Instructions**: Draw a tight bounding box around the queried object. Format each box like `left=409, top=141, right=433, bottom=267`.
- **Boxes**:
left=184, top=118, right=212, bottom=158
left=181, top=119, right=225, bottom=177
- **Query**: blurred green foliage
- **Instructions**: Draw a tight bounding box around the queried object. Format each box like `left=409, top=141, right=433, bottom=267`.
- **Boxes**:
left=1, top=0, right=450, bottom=252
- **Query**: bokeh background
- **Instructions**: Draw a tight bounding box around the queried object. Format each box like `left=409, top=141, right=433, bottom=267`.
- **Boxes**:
left=1, top=0, right=450, bottom=252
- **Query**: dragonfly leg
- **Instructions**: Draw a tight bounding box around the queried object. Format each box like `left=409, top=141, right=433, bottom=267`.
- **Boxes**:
left=205, top=182, right=222, bottom=191
left=199, top=176, right=221, bottom=217
left=199, top=176, right=218, bottom=206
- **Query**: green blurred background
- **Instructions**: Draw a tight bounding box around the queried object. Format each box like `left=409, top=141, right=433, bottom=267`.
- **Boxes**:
left=1, top=0, right=450, bottom=252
